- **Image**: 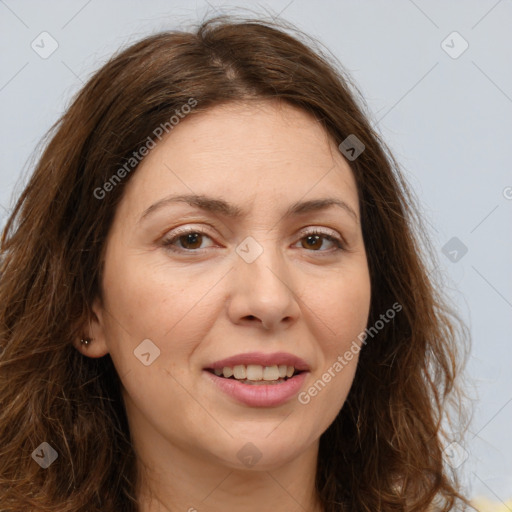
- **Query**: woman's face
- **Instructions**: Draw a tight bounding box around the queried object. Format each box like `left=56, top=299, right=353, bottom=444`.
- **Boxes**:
left=87, top=100, right=371, bottom=470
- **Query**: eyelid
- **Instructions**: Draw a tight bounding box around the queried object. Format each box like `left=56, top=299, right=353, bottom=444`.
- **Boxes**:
left=161, top=224, right=348, bottom=253
left=296, top=227, right=346, bottom=251
left=298, top=226, right=341, bottom=240
left=161, top=225, right=215, bottom=249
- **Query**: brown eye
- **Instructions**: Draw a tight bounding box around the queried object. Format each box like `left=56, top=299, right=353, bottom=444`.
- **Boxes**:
left=162, top=229, right=214, bottom=252
left=298, top=232, right=343, bottom=252
left=177, top=232, right=203, bottom=250
left=302, top=234, right=323, bottom=250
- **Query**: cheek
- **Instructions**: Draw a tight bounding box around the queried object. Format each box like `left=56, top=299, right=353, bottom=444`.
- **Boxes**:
left=307, top=263, right=371, bottom=350
left=100, top=256, right=223, bottom=434
left=293, top=352, right=359, bottom=452
left=99, top=252, right=234, bottom=411
left=295, top=264, right=370, bottom=419
left=102, top=254, right=225, bottom=345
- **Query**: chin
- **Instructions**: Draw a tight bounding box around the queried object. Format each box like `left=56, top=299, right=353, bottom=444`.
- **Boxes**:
left=202, top=428, right=316, bottom=471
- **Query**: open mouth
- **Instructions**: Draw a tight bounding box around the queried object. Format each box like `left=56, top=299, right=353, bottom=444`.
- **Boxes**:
left=205, top=364, right=304, bottom=385
left=203, top=360, right=309, bottom=407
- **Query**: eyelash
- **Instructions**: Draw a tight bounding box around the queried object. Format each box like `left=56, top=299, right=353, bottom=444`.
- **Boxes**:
left=161, top=227, right=346, bottom=255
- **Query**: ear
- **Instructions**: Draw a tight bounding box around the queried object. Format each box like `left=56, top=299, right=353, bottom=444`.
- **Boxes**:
left=72, top=296, right=110, bottom=358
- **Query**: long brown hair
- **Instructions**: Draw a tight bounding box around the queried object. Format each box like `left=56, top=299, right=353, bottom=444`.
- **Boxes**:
left=0, top=13, right=473, bottom=512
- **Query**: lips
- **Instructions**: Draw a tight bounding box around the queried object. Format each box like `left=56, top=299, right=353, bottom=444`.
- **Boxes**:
left=205, top=351, right=310, bottom=372
left=203, top=351, right=310, bottom=407
left=204, top=370, right=308, bottom=407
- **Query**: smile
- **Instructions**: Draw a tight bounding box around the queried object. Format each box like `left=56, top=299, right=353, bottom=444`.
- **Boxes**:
left=207, top=364, right=300, bottom=383
left=204, top=370, right=308, bottom=407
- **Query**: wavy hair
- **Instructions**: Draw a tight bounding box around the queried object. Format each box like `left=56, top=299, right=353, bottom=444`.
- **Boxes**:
left=0, top=13, right=473, bottom=512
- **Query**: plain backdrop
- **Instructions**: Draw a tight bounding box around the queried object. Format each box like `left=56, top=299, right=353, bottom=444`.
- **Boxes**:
left=1, top=0, right=511, bottom=503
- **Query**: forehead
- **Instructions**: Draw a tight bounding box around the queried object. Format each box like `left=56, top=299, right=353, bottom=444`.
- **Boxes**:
left=159, top=99, right=338, bottom=169
left=119, top=100, right=359, bottom=219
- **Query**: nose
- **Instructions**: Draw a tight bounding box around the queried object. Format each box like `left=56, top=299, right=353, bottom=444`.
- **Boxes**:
left=226, top=240, right=301, bottom=331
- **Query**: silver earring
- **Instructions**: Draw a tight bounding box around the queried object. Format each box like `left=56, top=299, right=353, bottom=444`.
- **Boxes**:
left=80, top=338, right=92, bottom=346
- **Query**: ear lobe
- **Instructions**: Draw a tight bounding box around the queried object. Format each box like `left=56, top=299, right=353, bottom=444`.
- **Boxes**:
left=73, top=296, right=109, bottom=358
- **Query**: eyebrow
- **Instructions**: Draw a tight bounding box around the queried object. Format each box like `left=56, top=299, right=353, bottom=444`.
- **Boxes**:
left=139, top=193, right=358, bottom=223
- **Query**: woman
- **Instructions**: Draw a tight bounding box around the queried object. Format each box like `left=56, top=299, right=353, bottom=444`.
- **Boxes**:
left=0, top=14, right=473, bottom=512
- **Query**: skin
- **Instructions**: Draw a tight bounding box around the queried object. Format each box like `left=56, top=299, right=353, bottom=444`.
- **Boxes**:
left=76, top=100, right=371, bottom=512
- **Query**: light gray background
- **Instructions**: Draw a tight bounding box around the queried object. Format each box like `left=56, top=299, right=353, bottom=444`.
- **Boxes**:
left=1, top=0, right=511, bottom=504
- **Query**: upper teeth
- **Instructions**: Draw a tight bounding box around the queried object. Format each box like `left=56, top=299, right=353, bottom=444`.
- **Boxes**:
left=213, top=364, right=295, bottom=380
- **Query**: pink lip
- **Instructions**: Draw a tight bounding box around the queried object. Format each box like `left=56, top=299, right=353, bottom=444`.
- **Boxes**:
left=203, top=370, right=308, bottom=407
left=205, top=351, right=310, bottom=371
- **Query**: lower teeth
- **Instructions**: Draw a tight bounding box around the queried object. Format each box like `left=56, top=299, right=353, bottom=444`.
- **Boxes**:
left=236, top=378, right=287, bottom=385
left=211, top=371, right=298, bottom=384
